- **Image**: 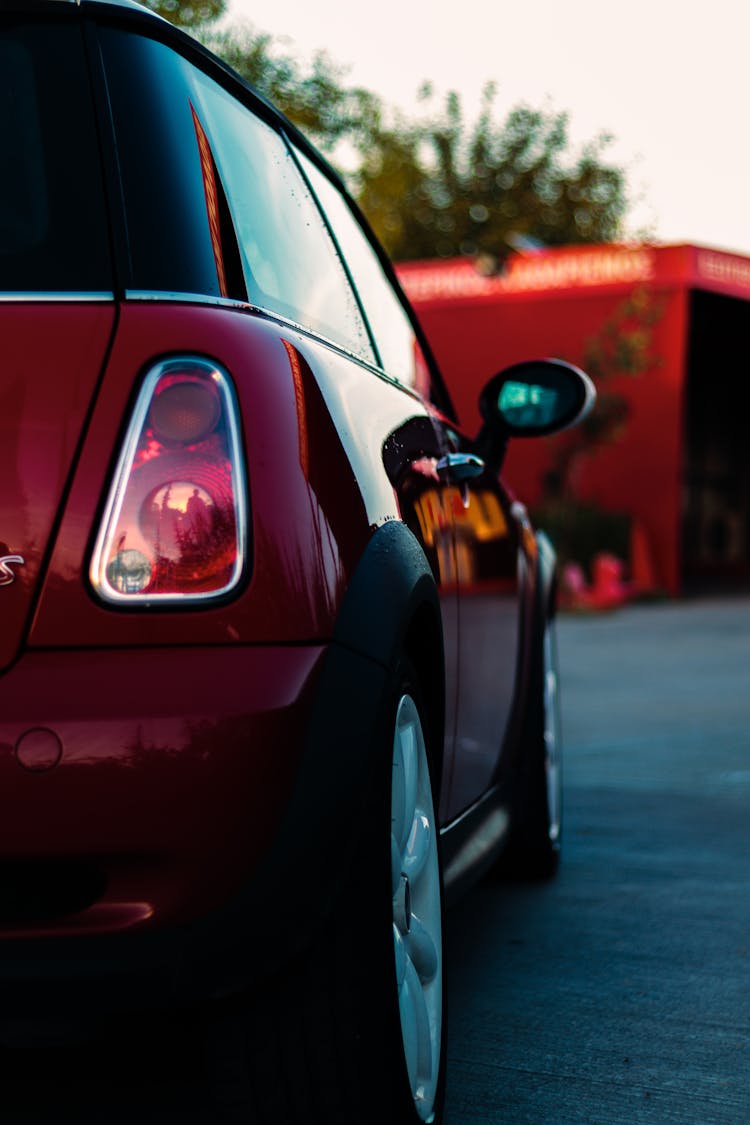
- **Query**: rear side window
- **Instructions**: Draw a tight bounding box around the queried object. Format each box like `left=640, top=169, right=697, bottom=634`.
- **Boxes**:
left=297, top=151, right=428, bottom=392
left=188, top=73, right=374, bottom=361
left=99, top=28, right=374, bottom=362
left=0, top=22, right=111, bottom=293
left=98, top=28, right=227, bottom=300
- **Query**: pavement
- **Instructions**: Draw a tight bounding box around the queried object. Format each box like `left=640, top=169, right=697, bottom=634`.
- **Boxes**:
left=444, top=597, right=750, bottom=1124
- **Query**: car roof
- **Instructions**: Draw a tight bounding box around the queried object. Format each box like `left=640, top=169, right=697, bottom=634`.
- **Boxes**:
left=27, top=0, right=353, bottom=232
left=33, top=0, right=331, bottom=183
left=55, top=0, right=159, bottom=8
left=83, top=0, right=172, bottom=20
left=48, top=0, right=153, bottom=7
left=42, top=0, right=171, bottom=23
left=21, top=0, right=457, bottom=421
left=30, top=0, right=171, bottom=21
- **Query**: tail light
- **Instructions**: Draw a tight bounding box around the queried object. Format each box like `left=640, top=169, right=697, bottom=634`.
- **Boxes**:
left=90, top=357, right=247, bottom=604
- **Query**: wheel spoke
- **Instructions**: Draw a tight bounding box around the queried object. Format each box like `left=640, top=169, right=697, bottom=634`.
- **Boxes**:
left=397, top=954, right=419, bottom=1092
left=403, top=809, right=431, bottom=883
left=391, top=832, right=401, bottom=897
left=404, top=954, right=433, bottom=1083
left=391, top=691, right=442, bottom=1123
left=392, top=717, right=418, bottom=853
left=393, top=923, right=407, bottom=991
left=404, top=913, right=439, bottom=984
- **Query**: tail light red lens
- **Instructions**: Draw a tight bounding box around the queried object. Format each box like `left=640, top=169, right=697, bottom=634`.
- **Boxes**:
left=90, top=357, right=247, bottom=604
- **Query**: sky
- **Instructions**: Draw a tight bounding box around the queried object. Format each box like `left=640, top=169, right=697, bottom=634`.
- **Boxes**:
left=224, top=0, right=750, bottom=257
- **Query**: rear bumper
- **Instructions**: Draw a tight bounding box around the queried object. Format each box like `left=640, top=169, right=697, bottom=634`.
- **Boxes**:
left=0, top=640, right=390, bottom=1014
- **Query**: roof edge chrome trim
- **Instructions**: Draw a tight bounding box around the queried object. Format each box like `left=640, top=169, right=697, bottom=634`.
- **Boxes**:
left=123, top=291, right=406, bottom=387
left=0, top=292, right=115, bottom=303
left=125, top=289, right=251, bottom=312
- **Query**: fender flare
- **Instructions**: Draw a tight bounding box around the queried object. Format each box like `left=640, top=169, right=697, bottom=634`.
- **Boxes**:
left=332, top=520, right=446, bottom=789
left=333, top=519, right=444, bottom=673
left=184, top=521, right=446, bottom=992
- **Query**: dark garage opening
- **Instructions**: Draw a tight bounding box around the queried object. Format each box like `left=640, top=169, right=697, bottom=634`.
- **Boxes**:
left=683, top=289, right=750, bottom=590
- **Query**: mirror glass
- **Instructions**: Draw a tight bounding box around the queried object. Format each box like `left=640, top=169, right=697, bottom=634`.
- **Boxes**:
left=479, top=358, right=594, bottom=439
left=497, top=379, right=574, bottom=430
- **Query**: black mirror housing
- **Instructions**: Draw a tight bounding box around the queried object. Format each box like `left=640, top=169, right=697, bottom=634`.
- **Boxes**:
left=479, top=358, right=596, bottom=439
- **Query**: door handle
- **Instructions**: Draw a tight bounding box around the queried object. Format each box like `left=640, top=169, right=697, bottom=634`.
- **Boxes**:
left=435, top=453, right=485, bottom=482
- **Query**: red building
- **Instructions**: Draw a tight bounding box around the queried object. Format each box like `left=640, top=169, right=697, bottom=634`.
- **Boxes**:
left=398, top=243, right=750, bottom=595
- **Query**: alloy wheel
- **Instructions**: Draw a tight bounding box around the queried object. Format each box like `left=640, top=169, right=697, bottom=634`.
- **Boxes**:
left=543, top=623, right=562, bottom=845
left=390, top=693, right=443, bottom=1123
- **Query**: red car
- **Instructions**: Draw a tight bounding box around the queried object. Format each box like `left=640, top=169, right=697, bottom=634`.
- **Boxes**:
left=1, top=2, right=593, bottom=1121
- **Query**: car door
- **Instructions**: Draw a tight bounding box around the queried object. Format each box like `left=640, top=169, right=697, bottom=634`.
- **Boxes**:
left=292, top=153, right=463, bottom=823
left=440, top=441, right=523, bottom=819
left=294, top=155, right=529, bottom=822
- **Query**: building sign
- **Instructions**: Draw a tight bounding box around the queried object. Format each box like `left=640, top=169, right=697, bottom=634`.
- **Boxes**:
left=696, top=249, right=750, bottom=294
left=399, top=246, right=657, bottom=303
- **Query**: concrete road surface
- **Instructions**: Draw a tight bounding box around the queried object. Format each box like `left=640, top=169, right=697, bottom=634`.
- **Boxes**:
left=444, top=597, right=750, bottom=1124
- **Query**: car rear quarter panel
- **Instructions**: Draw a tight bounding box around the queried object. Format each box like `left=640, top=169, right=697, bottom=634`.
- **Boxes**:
left=9, top=300, right=449, bottom=942
left=0, top=644, right=323, bottom=934
left=0, top=304, right=115, bottom=672
left=30, top=304, right=413, bottom=649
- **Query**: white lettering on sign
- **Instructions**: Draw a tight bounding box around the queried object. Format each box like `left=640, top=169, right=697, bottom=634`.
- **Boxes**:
left=400, top=247, right=656, bottom=303
left=697, top=250, right=750, bottom=291
left=506, top=248, right=655, bottom=291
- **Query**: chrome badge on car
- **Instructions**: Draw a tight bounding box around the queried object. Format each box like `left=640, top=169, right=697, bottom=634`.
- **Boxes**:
left=0, top=555, right=25, bottom=586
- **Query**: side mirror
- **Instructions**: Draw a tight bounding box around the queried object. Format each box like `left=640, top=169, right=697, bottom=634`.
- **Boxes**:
left=479, top=358, right=595, bottom=439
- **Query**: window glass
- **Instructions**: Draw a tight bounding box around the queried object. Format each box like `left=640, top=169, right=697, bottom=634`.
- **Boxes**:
left=99, top=29, right=227, bottom=298
left=188, top=74, right=373, bottom=361
left=0, top=22, right=111, bottom=292
left=100, top=28, right=373, bottom=361
left=297, top=152, right=427, bottom=392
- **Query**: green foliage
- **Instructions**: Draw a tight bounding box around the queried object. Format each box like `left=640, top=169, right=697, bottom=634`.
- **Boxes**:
left=357, top=86, right=627, bottom=261
left=203, top=27, right=380, bottom=152
left=582, top=287, right=665, bottom=382
left=540, top=287, right=664, bottom=507
left=539, top=287, right=664, bottom=574
left=533, top=292, right=664, bottom=577
left=196, top=25, right=629, bottom=261
left=142, top=0, right=226, bottom=28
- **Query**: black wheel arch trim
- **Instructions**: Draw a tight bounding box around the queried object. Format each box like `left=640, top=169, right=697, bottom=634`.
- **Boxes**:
left=333, top=520, right=443, bottom=671
left=332, top=520, right=446, bottom=789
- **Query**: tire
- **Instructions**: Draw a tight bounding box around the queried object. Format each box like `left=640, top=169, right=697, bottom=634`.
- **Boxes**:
left=200, top=661, right=446, bottom=1125
left=495, top=616, right=562, bottom=880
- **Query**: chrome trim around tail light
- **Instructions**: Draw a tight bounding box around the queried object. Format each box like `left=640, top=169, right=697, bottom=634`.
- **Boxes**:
left=89, top=356, right=248, bottom=606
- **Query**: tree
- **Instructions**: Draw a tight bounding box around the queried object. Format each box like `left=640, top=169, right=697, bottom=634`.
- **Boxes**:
left=531, top=287, right=664, bottom=579
left=141, top=0, right=226, bottom=28
left=355, top=86, right=627, bottom=261
left=194, top=22, right=629, bottom=261
left=544, top=285, right=665, bottom=502
left=204, top=25, right=381, bottom=151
